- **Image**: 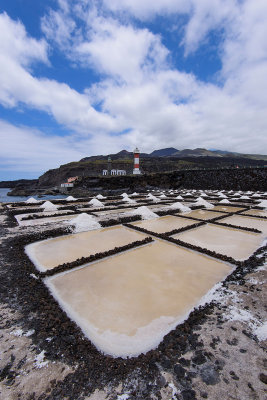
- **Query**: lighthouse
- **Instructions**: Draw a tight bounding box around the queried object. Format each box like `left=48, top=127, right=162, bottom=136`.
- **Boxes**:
left=133, top=147, right=141, bottom=175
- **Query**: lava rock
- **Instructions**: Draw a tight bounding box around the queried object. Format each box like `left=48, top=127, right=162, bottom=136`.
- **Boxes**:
left=200, top=364, right=220, bottom=385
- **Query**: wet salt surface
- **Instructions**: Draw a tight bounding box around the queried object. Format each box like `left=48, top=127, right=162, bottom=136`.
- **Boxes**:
left=131, top=215, right=197, bottom=233
left=212, top=206, right=246, bottom=213
left=173, top=224, right=264, bottom=260
left=241, top=209, right=267, bottom=217
left=25, top=226, right=146, bottom=271
left=218, top=215, right=267, bottom=235
left=180, top=209, right=225, bottom=220
left=45, top=240, right=232, bottom=357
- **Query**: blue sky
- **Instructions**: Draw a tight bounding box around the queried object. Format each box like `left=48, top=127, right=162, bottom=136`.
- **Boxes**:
left=0, top=0, right=267, bottom=180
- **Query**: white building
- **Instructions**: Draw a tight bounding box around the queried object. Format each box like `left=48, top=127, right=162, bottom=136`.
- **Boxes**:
left=61, top=182, right=74, bottom=188
left=111, top=169, right=126, bottom=176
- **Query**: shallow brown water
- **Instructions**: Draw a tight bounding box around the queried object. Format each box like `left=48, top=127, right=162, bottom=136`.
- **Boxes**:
left=26, top=226, right=146, bottom=271
left=173, top=224, right=264, bottom=260
left=46, top=240, right=231, bottom=357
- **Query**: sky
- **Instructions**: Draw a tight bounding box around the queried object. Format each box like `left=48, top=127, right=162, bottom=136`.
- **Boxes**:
left=0, top=0, right=267, bottom=180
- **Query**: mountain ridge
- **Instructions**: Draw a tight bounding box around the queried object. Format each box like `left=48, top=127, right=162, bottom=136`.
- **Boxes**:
left=80, top=147, right=267, bottom=162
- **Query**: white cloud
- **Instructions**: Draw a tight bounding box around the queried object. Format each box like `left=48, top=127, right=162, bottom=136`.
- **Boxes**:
left=0, top=12, right=120, bottom=134
left=0, top=120, right=82, bottom=173
left=102, top=0, right=190, bottom=20
left=0, top=120, right=129, bottom=174
left=75, top=17, right=168, bottom=84
left=0, top=12, right=48, bottom=68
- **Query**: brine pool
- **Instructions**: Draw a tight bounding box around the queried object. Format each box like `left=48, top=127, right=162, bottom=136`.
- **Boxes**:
left=45, top=239, right=232, bottom=357
left=25, top=225, right=146, bottom=271
left=131, top=215, right=198, bottom=233
left=172, top=223, right=264, bottom=260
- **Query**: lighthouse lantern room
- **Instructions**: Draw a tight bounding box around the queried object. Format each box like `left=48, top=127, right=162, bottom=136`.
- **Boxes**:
left=133, top=147, right=141, bottom=175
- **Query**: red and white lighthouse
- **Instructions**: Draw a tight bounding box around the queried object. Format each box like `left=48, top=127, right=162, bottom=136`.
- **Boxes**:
left=133, top=147, right=141, bottom=175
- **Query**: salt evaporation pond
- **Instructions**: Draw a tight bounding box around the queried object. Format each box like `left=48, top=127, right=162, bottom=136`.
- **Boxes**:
left=17, top=213, right=77, bottom=226
left=241, top=209, right=267, bottom=217
left=25, top=226, right=146, bottom=271
left=94, top=207, right=134, bottom=216
left=181, top=210, right=225, bottom=220
left=219, top=215, right=267, bottom=235
left=173, top=224, right=264, bottom=260
left=212, top=205, right=246, bottom=213
left=45, top=240, right=232, bottom=357
left=131, top=215, right=197, bottom=233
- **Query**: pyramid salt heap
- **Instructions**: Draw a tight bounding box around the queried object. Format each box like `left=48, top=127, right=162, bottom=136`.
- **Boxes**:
left=39, top=201, right=58, bottom=212
left=66, top=196, right=77, bottom=201
left=147, top=193, right=160, bottom=202
left=122, top=193, right=136, bottom=204
left=26, top=197, right=39, bottom=204
left=194, top=197, right=214, bottom=209
left=96, top=194, right=106, bottom=199
left=168, top=202, right=191, bottom=213
left=66, top=213, right=101, bottom=233
left=88, top=198, right=104, bottom=208
left=257, top=200, right=267, bottom=209
left=130, top=206, right=159, bottom=220
left=219, top=199, right=230, bottom=204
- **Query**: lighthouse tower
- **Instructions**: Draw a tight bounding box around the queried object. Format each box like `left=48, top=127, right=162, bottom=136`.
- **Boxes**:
left=133, top=147, right=141, bottom=175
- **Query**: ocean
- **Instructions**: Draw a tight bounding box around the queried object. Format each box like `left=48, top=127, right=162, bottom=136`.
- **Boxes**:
left=0, top=188, right=67, bottom=203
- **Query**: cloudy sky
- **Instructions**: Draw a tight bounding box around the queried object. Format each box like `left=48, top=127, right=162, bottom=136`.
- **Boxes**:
left=0, top=0, right=267, bottom=180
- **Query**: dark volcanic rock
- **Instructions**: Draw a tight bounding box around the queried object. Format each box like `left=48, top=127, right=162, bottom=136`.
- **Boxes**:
left=181, top=388, right=197, bottom=400
left=200, top=364, right=220, bottom=385
left=259, top=373, right=267, bottom=384
left=174, top=364, right=186, bottom=379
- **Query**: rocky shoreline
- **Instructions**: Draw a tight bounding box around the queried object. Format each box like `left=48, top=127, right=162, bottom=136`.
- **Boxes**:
left=0, top=199, right=266, bottom=400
